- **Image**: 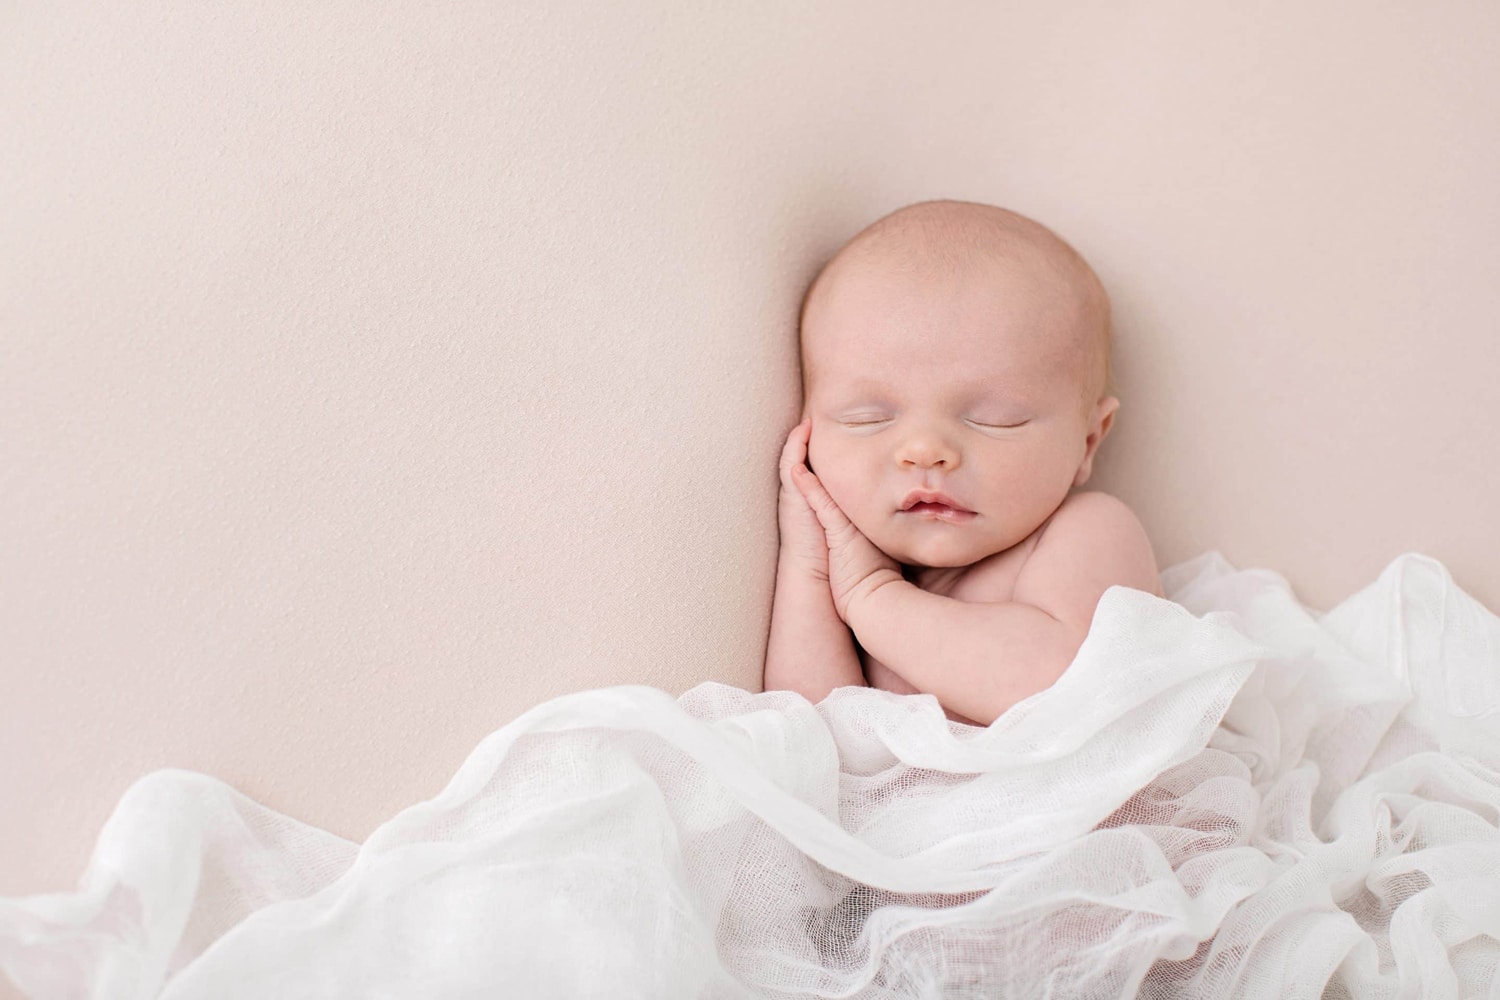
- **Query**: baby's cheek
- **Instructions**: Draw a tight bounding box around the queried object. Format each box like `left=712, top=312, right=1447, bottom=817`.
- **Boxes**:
left=809, top=435, right=887, bottom=535
left=819, top=471, right=862, bottom=520
left=806, top=436, right=850, bottom=493
left=828, top=476, right=891, bottom=544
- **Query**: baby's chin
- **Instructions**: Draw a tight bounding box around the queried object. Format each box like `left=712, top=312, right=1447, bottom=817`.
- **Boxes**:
left=897, top=556, right=983, bottom=572
left=875, top=534, right=991, bottom=571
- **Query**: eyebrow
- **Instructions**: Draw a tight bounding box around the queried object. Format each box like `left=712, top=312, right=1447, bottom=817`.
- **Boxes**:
left=839, top=378, right=895, bottom=393
left=831, top=376, right=1035, bottom=400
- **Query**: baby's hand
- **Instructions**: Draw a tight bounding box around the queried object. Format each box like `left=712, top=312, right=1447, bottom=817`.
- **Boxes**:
left=777, top=418, right=833, bottom=583
left=790, top=457, right=903, bottom=624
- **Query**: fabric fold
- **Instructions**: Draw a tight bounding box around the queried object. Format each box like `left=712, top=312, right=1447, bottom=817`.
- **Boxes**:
left=3, top=552, right=1497, bottom=999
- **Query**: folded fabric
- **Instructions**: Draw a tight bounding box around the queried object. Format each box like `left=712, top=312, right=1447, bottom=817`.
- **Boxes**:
left=2, top=552, right=1496, bottom=998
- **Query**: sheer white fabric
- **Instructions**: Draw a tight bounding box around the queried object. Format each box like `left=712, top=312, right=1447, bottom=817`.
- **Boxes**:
left=3, top=552, right=1498, bottom=998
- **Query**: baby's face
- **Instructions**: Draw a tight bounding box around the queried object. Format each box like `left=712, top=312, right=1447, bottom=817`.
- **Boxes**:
left=803, top=255, right=1113, bottom=570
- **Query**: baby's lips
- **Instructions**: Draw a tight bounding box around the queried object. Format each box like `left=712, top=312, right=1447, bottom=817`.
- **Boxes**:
left=898, top=489, right=972, bottom=513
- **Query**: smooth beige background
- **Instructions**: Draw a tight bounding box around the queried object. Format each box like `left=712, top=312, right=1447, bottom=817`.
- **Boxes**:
left=3, top=1, right=1496, bottom=897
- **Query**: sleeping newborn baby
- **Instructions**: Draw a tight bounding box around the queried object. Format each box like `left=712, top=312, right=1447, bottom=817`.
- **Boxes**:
left=763, top=200, right=1164, bottom=726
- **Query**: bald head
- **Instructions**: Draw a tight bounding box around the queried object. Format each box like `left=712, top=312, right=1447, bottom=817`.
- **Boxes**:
left=800, top=200, right=1113, bottom=413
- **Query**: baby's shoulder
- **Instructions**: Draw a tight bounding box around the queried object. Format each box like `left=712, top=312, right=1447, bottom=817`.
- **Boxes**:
left=1013, top=491, right=1165, bottom=627
left=1037, top=490, right=1151, bottom=545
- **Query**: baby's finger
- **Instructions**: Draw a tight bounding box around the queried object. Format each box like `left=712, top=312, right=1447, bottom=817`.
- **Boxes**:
left=791, top=464, right=852, bottom=534
left=784, top=416, right=810, bottom=454
left=778, top=418, right=811, bottom=486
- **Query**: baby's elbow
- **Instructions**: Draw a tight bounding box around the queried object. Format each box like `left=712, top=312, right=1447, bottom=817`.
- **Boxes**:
left=975, top=619, right=1087, bottom=726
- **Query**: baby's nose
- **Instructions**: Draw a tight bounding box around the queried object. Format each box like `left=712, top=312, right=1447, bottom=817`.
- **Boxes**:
left=896, top=433, right=960, bottom=470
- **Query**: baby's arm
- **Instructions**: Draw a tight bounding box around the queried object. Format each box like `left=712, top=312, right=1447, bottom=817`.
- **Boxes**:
left=846, top=492, right=1160, bottom=725
left=762, top=418, right=865, bottom=702
left=764, top=552, right=864, bottom=702
left=848, top=590, right=1080, bottom=724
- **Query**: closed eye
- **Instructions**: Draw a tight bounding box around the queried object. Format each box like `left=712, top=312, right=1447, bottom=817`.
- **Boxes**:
left=842, top=418, right=1029, bottom=430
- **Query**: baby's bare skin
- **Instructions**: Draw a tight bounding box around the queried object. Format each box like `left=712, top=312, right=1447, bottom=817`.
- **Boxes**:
left=862, top=512, right=1050, bottom=719
left=764, top=200, right=1164, bottom=726
left=862, top=493, right=1161, bottom=725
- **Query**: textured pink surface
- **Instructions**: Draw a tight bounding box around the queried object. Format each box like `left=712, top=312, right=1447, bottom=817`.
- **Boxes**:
left=2, top=1, right=1496, bottom=900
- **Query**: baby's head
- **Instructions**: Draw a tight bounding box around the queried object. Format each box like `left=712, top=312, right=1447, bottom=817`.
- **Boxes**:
left=799, top=200, right=1119, bottom=571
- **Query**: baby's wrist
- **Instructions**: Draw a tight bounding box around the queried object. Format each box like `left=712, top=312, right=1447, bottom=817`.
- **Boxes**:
left=775, top=554, right=838, bottom=601
left=777, top=545, right=827, bottom=577
left=843, top=568, right=906, bottom=623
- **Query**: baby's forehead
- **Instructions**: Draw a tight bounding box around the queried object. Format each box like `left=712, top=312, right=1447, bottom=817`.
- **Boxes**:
left=811, top=339, right=1070, bottom=392
left=808, top=255, right=1089, bottom=354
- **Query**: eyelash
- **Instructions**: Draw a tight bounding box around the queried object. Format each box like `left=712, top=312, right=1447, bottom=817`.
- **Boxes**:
left=842, top=418, right=1029, bottom=430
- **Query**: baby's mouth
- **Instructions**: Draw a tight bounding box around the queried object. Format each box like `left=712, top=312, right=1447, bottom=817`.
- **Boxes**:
left=899, top=501, right=977, bottom=522
left=898, top=489, right=976, bottom=519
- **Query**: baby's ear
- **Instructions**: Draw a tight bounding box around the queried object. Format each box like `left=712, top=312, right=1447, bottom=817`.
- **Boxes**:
left=1073, top=397, right=1119, bottom=486
left=1091, top=396, right=1119, bottom=442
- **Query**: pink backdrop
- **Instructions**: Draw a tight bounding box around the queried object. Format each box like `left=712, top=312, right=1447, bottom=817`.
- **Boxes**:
left=3, top=0, right=1496, bottom=898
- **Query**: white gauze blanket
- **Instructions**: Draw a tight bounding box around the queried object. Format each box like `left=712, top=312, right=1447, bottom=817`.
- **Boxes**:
left=3, top=552, right=1498, bottom=999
